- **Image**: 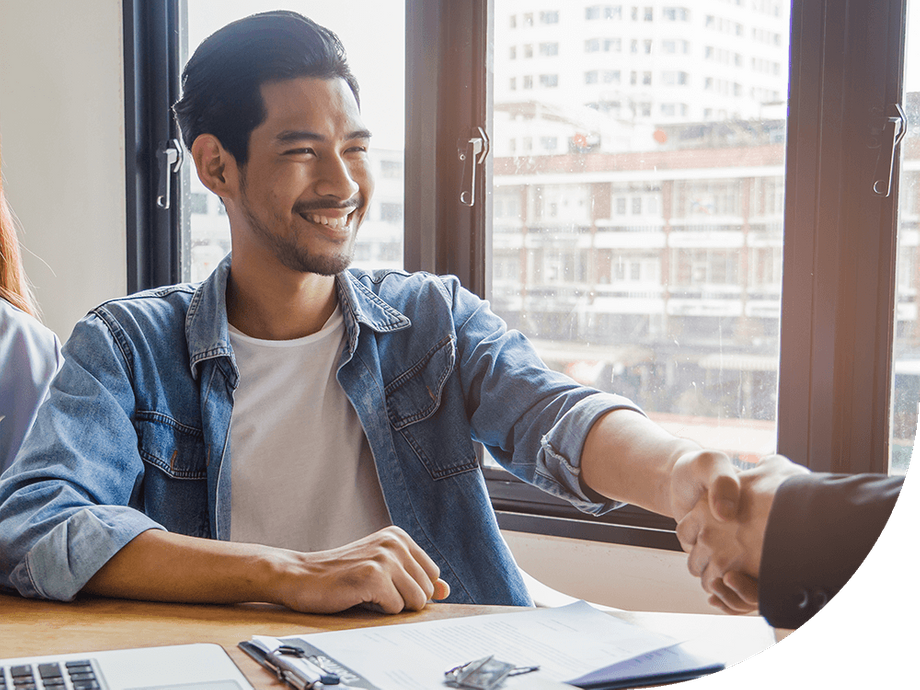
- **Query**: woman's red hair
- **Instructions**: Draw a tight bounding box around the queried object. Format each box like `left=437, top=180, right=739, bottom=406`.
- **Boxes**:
left=0, top=141, right=38, bottom=317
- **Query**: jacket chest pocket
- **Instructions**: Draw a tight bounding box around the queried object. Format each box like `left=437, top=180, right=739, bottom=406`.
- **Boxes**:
left=384, top=336, right=478, bottom=479
left=136, top=412, right=208, bottom=480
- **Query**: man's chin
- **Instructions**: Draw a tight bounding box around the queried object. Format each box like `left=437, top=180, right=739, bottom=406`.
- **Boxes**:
left=279, top=250, right=354, bottom=276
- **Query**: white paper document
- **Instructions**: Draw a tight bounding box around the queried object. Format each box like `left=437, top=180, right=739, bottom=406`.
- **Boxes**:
left=250, top=601, right=681, bottom=690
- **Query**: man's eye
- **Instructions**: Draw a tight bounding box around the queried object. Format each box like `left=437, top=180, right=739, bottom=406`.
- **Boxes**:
left=286, top=148, right=315, bottom=156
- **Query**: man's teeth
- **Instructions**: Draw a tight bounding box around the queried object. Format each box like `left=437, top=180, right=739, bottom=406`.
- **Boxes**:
left=305, top=213, right=349, bottom=229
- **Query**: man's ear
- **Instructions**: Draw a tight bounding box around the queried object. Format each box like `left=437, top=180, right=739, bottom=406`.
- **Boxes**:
left=190, top=134, right=239, bottom=199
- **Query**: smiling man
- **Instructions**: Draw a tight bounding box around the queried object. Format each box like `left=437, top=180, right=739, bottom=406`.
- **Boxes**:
left=0, top=11, right=745, bottom=614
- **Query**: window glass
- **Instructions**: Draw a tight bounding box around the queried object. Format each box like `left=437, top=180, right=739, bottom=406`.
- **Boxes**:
left=891, top=1, right=920, bottom=475
left=181, top=1, right=405, bottom=282
left=492, top=0, right=791, bottom=464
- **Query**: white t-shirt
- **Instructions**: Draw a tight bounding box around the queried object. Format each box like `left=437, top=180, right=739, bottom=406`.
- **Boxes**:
left=228, top=306, right=391, bottom=552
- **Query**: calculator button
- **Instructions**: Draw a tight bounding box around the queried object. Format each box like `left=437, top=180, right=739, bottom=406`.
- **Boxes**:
left=8, top=668, right=31, bottom=679
left=70, top=682, right=100, bottom=690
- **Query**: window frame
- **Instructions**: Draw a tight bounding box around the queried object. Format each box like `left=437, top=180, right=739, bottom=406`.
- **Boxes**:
left=123, top=0, right=186, bottom=293
left=777, top=0, right=906, bottom=473
left=127, top=0, right=908, bottom=550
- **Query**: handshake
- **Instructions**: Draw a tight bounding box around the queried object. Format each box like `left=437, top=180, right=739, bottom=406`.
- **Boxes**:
left=671, top=452, right=903, bottom=629
left=674, top=455, right=809, bottom=616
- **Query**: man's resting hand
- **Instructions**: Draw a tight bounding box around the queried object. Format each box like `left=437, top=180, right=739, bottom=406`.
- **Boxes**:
left=83, top=525, right=450, bottom=614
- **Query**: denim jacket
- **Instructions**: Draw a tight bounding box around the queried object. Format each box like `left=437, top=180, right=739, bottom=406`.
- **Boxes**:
left=0, top=256, right=638, bottom=605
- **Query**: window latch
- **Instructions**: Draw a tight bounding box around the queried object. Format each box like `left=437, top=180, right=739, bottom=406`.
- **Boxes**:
left=869, top=103, right=907, bottom=197
left=156, top=139, right=184, bottom=209
left=458, top=127, right=490, bottom=207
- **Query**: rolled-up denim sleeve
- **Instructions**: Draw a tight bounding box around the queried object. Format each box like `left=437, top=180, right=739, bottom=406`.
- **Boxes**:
left=0, top=313, right=166, bottom=600
left=445, top=277, right=645, bottom=516
left=532, top=393, right=643, bottom=514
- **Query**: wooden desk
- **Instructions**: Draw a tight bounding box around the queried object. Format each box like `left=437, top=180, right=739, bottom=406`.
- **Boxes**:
left=0, top=592, right=779, bottom=689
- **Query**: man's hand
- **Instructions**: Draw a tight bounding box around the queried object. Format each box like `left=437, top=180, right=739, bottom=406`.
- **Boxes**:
left=675, top=455, right=809, bottom=614
left=668, top=448, right=741, bottom=524
left=83, top=525, right=449, bottom=615
left=270, top=526, right=450, bottom=614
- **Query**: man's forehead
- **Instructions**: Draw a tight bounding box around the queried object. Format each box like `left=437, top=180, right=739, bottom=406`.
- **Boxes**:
left=257, top=76, right=365, bottom=134
left=259, top=76, right=358, bottom=109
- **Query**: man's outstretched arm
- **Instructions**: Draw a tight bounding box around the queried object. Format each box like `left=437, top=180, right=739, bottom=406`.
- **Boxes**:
left=580, top=408, right=742, bottom=523
left=82, top=525, right=450, bottom=614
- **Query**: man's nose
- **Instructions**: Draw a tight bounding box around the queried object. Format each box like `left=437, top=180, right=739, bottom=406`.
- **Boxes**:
left=315, top=154, right=361, bottom=199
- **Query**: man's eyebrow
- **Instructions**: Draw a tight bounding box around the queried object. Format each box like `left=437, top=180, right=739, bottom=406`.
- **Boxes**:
left=275, top=129, right=373, bottom=143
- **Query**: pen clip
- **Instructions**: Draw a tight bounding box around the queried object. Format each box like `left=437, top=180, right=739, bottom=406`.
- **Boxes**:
left=238, top=641, right=340, bottom=689
left=271, top=646, right=341, bottom=688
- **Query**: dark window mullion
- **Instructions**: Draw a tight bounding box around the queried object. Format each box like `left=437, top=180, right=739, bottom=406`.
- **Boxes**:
left=124, top=0, right=184, bottom=293
left=778, top=0, right=905, bottom=473
left=404, top=0, right=492, bottom=295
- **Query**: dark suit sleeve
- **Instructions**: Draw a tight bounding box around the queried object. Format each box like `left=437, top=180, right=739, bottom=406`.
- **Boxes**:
left=758, top=473, right=904, bottom=629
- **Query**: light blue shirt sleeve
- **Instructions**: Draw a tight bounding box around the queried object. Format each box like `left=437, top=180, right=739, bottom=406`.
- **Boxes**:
left=0, top=299, right=63, bottom=474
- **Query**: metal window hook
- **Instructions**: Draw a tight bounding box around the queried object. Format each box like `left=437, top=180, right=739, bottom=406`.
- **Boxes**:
left=156, top=139, right=184, bottom=209
left=458, top=127, right=490, bottom=207
left=870, top=103, right=907, bottom=197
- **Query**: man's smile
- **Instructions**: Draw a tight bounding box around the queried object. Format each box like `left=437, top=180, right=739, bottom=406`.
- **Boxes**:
left=299, top=211, right=354, bottom=230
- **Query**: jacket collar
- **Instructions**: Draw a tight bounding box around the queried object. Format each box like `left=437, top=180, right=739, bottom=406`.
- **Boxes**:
left=185, top=255, right=411, bottom=382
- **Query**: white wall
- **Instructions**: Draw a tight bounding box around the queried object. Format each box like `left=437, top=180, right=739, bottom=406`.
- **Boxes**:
left=504, top=530, right=716, bottom=614
left=0, top=0, right=127, bottom=339
left=0, top=0, right=715, bottom=616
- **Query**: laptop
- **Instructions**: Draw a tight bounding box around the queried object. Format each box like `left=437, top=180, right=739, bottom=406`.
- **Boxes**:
left=0, top=643, right=255, bottom=690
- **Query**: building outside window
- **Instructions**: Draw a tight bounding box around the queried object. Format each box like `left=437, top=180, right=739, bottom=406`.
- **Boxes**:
left=492, top=0, right=793, bottom=465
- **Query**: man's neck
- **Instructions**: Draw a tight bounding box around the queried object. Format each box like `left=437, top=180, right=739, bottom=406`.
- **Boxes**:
left=225, top=261, right=338, bottom=341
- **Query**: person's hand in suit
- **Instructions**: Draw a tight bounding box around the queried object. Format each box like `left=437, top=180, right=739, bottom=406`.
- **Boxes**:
left=675, top=455, right=810, bottom=613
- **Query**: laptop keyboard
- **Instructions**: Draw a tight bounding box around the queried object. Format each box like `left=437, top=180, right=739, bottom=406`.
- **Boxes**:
left=0, top=660, right=101, bottom=690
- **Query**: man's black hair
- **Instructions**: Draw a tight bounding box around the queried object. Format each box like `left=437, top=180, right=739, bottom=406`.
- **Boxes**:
left=172, top=10, right=360, bottom=166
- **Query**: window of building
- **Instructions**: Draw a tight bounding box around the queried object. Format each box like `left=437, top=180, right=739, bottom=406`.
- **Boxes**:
left=380, top=159, right=403, bottom=179
left=539, top=42, right=559, bottom=56
left=380, top=202, right=404, bottom=222
left=662, top=7, right=690, bottom=21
